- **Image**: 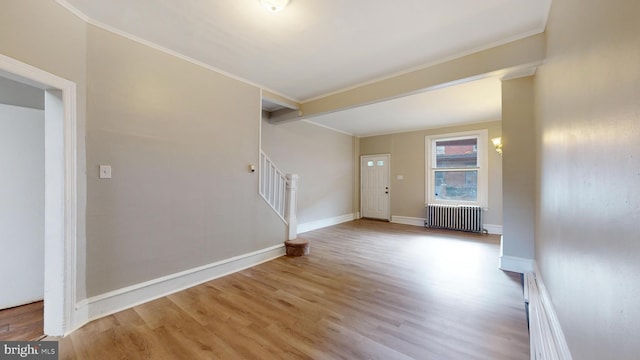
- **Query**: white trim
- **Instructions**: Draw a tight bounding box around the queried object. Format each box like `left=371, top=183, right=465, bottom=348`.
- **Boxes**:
left=483, top=224, right=503, bottom=235
left=74, top=244, right=285, bottom=330
left=499, top=255, right=534, bottom=273
left=54, top=0, right=299, bottom=104
left=391, top=216, right=503, bottom=235
left=425, top=129, right=489, bottom=208
left=391, top=216, right=426, bottom=227
left=54, top=0, right=90, bottom=22
left=500, top=66, right=537, bottom=81
left=0, top=54, right=79, bottom=337
left=527, top=262, right=573, bottom=360
left=297, top=213, right=357, bottom=234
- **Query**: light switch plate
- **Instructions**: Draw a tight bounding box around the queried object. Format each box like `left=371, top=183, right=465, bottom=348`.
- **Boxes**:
left=99, top=165, right=112, bottom=179
left=396, top=175, right=404, bottom=180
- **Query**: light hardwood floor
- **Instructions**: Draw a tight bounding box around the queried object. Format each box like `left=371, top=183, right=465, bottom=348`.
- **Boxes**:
left=54, top=219, right=529, bottom=359
left=0, top=301, right=44, bottom=341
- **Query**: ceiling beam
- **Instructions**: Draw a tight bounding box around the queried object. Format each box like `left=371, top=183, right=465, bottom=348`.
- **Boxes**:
left=269, top=33, right=546, bottom=124
left=266, top=107, right=303, bottom=124
left=262, top=89, right=300, bottom=110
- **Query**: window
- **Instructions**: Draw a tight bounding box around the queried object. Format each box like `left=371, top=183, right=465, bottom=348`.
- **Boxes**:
left=425, top=130, right=488, bottom=207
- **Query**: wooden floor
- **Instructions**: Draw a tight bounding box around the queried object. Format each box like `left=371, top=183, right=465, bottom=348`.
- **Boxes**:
left=55, top=220, right=529, bottom=359
left=0, top=301, right=44, bottom=341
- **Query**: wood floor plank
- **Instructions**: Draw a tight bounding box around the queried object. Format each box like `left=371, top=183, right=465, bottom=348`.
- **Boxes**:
left=0, top=301, right=44, bottom=341
left=55, top=219, right=530, bottom=359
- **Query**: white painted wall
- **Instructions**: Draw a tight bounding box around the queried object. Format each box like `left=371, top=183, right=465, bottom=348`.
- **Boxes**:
left=0, top=103, right=45, bottom=309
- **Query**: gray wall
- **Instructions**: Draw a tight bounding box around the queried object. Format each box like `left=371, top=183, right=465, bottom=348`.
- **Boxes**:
left=1, top=1, right=285, bottom=299
left=359, top=121, right=503, bottom=228
left=534, top=0, right=640, bottom=359
left=261, top=119, right=356, bottom=225
left=0, top=76, right=43, bottom=109
left=0, top=0, right=89, bottom=300
left=502, top=77, right=535, bottom=260
left=85, top=26, right=285, bottom=296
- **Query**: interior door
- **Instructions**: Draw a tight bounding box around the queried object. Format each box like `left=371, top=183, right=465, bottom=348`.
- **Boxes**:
left=361, top=155, right=390, bottom=220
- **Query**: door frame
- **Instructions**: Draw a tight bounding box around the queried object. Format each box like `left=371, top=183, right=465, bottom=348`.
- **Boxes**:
left=0, top=54, right=79, bottom=336
left=360, top=154, right=391, bottom=221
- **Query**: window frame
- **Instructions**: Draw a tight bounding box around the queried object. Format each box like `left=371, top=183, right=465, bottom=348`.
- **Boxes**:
left=425, top=129, right=488, bottom=207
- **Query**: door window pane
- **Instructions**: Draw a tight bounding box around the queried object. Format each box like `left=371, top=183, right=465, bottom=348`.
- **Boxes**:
left=377, top=160, right=384, bottom=166
left=367, top=161, right=374, bottom=167
left=434, top=170, right=478, bottom=201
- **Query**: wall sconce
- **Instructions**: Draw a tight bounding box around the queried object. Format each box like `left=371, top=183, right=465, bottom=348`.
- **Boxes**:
left=491, top=137, right=503, bottom=155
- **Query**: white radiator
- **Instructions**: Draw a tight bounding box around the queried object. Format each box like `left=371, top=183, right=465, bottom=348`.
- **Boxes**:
left=425, top=204, right=484, bottom=233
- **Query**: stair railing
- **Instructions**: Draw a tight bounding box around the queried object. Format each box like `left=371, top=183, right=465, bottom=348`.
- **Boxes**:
left=259, top=151, right=298, bottom=240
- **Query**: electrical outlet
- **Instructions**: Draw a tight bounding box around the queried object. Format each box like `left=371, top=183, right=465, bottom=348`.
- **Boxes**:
left=99, top=165, right=112, bottom=179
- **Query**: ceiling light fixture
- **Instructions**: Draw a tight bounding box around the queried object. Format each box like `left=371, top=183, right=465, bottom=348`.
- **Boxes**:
left=260, top=0, right=290, bottom=12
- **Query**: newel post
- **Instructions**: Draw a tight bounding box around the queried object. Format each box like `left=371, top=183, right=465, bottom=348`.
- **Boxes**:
left=285, top=174, right=299, bottom=240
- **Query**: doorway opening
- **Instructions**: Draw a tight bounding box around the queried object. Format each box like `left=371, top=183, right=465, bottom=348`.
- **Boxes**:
left=0, top=54, right=79, bottom=337
left=0, top=87, right=45, bottom=339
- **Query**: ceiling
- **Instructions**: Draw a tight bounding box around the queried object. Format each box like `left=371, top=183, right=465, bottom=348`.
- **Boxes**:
left=310, top=77, right=502, bottom=137
left=60, top=0, right=551, bottom=136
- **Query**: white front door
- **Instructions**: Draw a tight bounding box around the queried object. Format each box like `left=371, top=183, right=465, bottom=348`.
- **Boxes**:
left=361, top=155, right=390, bottom=220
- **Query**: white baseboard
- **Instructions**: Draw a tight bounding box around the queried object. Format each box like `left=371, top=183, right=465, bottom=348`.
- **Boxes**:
left=390, top=216, right=503, bottom=235
left=527, top=262, right=573, bottom=359
left=391, top=216, right=426, bottom=227
left=73, top=244, right=285, bottom=331
left=297, top=213, right=356, bottom=234
left=484, top=224, right=503, bottom=235
left=499, top=255, right=534, bottom=273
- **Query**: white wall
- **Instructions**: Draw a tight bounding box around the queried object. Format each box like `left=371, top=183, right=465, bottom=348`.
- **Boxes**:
left=535, top=0, right=640, bottom=359
left=0, top=104, right=44, bottom=309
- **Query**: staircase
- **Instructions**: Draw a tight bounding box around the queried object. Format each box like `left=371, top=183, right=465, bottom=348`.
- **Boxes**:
left=259, top=150, right=301, bottom=242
